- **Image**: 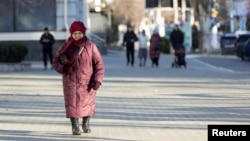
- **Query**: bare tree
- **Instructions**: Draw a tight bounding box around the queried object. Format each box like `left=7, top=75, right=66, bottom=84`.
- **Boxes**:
left=112, top=0, right=145, bottom=27
left=187, top=0, right=216, bottom=53
left=216, top=0, right=229, bottom=20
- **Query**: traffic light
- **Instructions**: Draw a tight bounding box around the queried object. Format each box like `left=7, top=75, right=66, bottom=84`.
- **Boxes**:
left=211, top=8, right=218, bottom=18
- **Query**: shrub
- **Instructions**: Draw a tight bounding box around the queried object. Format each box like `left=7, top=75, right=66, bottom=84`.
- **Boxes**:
left=161, top=36, right=170, bottom=54
left=0, top=41, right=28, bottom=62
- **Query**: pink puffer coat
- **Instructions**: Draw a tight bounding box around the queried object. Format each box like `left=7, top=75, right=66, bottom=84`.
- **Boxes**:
left=53, top=39, right=105, bottom=118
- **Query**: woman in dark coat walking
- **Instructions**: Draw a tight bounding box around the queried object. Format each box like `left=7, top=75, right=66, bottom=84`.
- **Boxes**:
left=53, top=21, right=105, bottom=135
left=149, top=29, right=162, bottom=67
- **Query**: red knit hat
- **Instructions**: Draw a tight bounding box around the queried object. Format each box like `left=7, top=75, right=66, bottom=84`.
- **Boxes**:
left=69, top=21, right=86, bottom=34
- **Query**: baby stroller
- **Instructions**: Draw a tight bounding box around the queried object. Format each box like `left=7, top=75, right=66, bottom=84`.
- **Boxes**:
left=171, top=47, right=187, bottom=68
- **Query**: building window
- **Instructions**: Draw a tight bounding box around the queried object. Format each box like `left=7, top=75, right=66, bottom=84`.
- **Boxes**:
left=145, top=0, right=191, bottom=8
left=0, top=0, right=56, bottom=32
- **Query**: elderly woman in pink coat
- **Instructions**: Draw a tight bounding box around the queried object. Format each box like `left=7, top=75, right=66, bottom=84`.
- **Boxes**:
left=53, top=21, right=105, bottom=135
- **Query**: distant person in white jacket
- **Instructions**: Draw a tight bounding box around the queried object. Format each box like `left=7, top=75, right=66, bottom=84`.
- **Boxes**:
left=137, top=29, right=149, bottom=67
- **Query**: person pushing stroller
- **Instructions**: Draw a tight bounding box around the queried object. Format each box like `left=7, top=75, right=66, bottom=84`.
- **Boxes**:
left=170, top=24, right=187, bottom=68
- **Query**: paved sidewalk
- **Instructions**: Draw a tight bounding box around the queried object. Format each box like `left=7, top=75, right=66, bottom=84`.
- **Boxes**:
left=0, top=50, right=250, bottom=141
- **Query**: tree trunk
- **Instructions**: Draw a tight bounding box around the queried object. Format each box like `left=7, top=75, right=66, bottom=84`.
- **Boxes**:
left=198, top=2, right=212, bottom=53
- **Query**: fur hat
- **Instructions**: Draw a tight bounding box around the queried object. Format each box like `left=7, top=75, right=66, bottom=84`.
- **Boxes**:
left=69, top=21, right=86, bottom=34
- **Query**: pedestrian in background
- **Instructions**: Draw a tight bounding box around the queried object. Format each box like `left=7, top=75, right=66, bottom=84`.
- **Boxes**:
left=170, top=24, right=187, bottom=68
left=149, top=29, right=162, bottom=67
left=191, top=24, right=199, bottom=52
left=53, top=21, right=105, bottom=135
left=137, top=29, right=148, bottom=67
left=39, top=27, right=55, bottom=70
left=122, top=26, right=138, bottom=66
left=170, top=24, right=184, bottom=51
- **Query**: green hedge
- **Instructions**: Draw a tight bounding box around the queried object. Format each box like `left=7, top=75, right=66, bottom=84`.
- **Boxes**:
left=161, top=36, right=170, bottom=54
left=0, top=41, right=28, bottom=62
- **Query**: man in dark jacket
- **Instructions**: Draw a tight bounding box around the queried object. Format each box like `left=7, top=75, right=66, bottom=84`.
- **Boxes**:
left=40, top=27, right=55, bottom=70
left=170, top=24, right=186, bottom=67
left=123, top=26, right=138, bottom=66
left=170, top=24, right=184, bottom=50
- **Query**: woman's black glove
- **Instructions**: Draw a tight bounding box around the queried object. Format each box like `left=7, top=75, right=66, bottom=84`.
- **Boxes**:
left=93, top=81, right=101, bottom=90
left=63, top=64, right=73, bottom=74
left=60, top=46, right=81, bottom=65
left=60, top=54, right=69, bottom=65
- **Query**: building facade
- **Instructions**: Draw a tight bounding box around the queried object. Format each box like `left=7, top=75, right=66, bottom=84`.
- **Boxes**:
left=0, top=0, right=89, bottom=61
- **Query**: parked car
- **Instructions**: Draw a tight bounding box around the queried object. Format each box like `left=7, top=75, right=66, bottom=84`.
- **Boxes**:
left=220, top=34, right=237, bottom=55
left=243, top=38, right=250, bottom=60
left=234, top=33, right=250, bottom=60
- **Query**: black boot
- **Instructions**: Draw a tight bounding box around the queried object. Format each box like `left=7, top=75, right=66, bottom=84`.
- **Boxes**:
left=70, top=118, right=81, bottom=135
left=82, top=116, right=91, bottom=133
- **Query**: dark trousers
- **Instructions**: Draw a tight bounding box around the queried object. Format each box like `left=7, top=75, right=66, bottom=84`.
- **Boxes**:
left=126, top=47, right=134, bottom=65
left=42, top=47, right=53, bottom=68
left=151, top=57, right=159, bottom=67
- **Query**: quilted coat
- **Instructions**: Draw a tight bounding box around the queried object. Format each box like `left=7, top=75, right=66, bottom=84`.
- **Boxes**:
left=53, top=38, right=105, bottom=118
left=149, top=33, right=162, bottom=59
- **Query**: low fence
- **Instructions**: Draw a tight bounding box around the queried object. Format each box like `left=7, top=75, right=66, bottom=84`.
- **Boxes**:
left=0, top=32, right=108, bottom=62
